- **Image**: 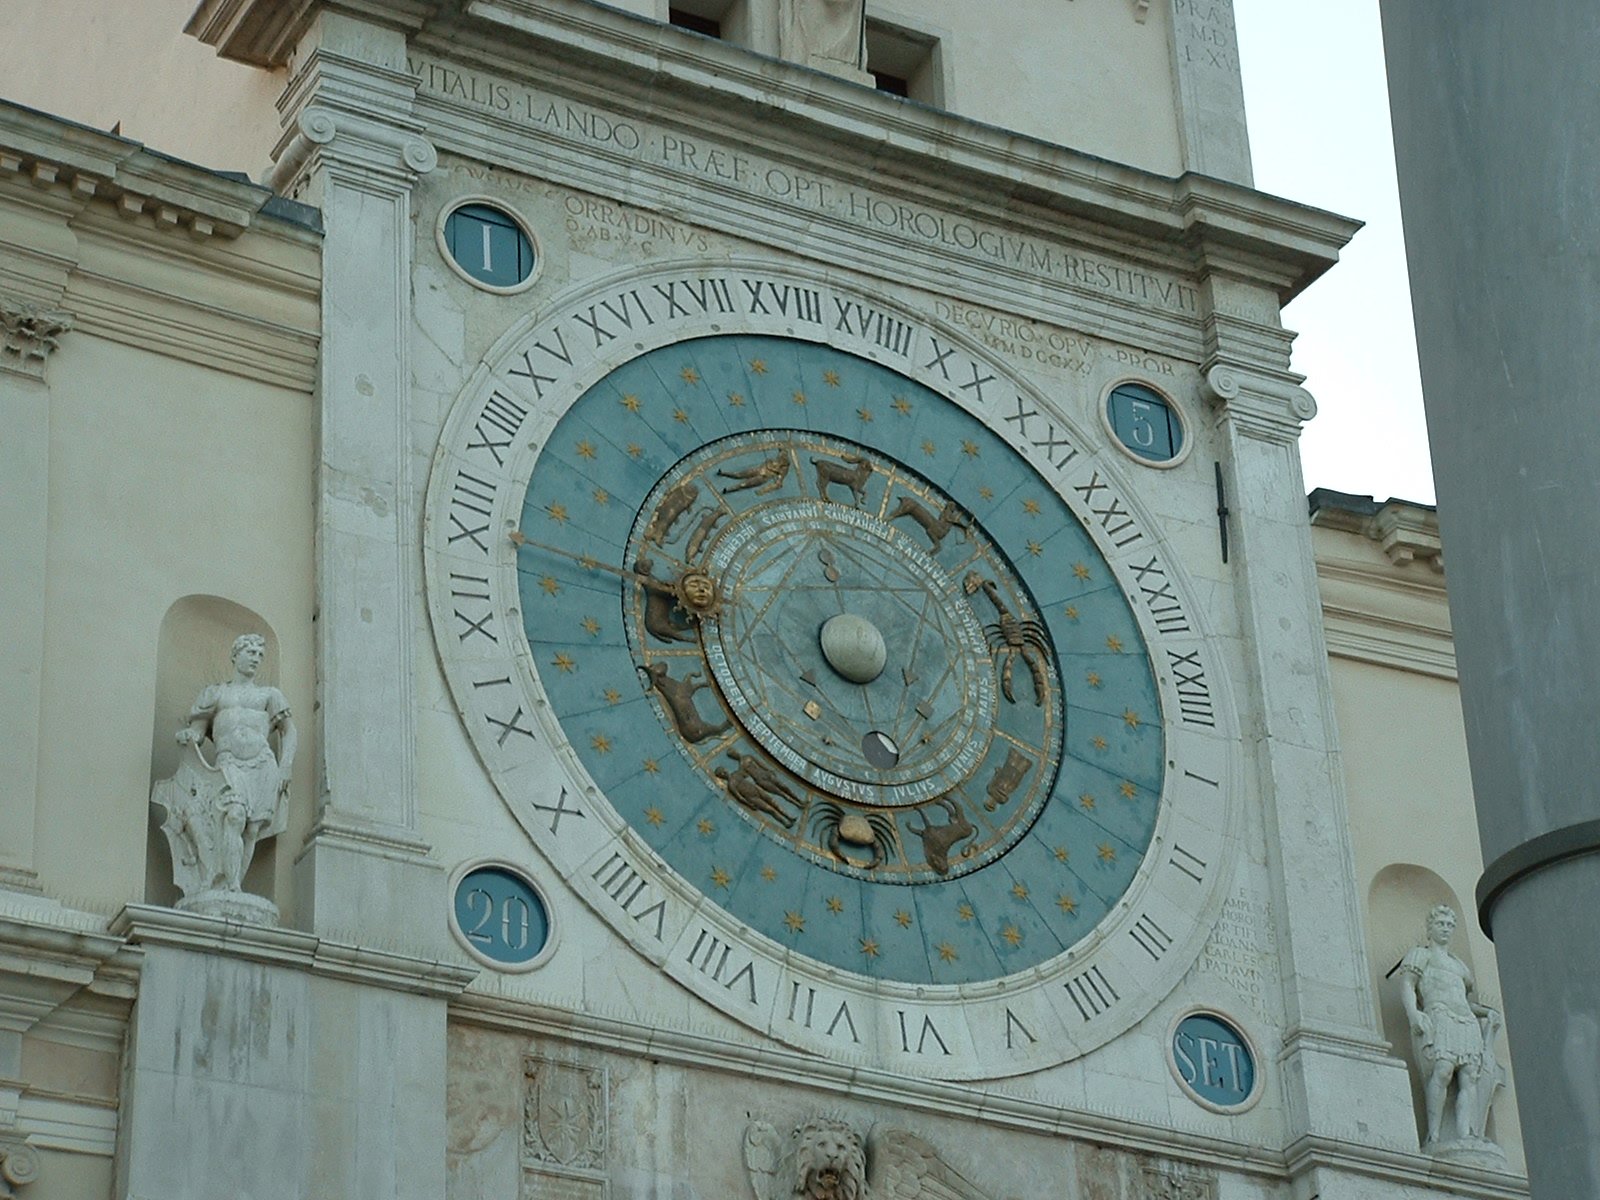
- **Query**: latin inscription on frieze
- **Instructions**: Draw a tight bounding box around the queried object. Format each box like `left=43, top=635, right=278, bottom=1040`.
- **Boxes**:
left=410, top=56, right=1200, bottom=317
left=1198, top=892, right=1275, bottom=1018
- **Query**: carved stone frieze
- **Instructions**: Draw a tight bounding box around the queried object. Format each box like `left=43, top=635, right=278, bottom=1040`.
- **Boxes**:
left=0, top=298, right=70, bottom=379
left=1076, top=1145, right=1218, bottom=1200
left=744, top=1118, right=1001, bottom=1200
left=522, top=1055, right=609, bottom=1198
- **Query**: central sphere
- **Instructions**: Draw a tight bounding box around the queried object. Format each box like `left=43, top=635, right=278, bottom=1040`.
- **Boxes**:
left=819, top=613, right=888, bottom=684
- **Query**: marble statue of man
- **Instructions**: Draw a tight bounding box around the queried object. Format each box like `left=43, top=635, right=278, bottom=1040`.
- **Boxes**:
left=151, top=633, right=294, bottom=922
left=780, top=0, right=867, bottom=78
left=1398, top=905, right=1506, bottom=1158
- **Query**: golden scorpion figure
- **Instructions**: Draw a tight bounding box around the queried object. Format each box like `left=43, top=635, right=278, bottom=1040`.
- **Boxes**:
left=964, top=572, right=1050, bottom=707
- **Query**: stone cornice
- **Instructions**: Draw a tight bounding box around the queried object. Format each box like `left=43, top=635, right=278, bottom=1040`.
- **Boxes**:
left=186, top=0, right=437, bottom=68
left=0, top=100, right=319, bottom=242
left=111, top=904, right=477, bottom=999
left=1202, top=361, right=1317, bottom=443
left=1311, top=491, right=1444, bottom=573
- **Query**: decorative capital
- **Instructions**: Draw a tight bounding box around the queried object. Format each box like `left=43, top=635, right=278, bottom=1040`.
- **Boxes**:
left=270, top=104, right=437, bottom=196
left=1202, top=359, right=1315, bottom=444
left=0, top=298, right=71, bottom=380
left=0, top=1135, right=39, bottom=1196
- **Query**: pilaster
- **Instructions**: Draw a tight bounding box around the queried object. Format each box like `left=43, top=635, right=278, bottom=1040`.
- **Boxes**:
left=1167, top=0, right=1253, bottom=185
left=1202, top=357, right=1418, bottom=1156
left=0, top=294, right=71, bottom=895
left=268, top=12, right=445, bottom=940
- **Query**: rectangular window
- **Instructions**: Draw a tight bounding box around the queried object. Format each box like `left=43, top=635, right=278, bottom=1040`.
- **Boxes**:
left=669, top=8, right=722, bottom=38
left=865, top=18, right=944, bottom=106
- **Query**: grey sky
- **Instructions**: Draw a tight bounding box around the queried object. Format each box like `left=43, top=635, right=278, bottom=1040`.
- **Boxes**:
left=1234, top=0, right=1435, bottom=504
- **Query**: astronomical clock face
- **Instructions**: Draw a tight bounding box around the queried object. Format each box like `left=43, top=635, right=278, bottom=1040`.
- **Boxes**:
left=425, top=265, right=1237, bottom=1079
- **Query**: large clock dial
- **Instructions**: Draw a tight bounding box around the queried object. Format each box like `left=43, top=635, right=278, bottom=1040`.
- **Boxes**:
left=518, top=334, right=1164, bottom=986
left=424, top=265, right=1236, bottom=1077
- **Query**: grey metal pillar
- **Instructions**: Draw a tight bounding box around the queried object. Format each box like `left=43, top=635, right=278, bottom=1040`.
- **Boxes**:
left=1380, top=5, right=1600, bottom=1194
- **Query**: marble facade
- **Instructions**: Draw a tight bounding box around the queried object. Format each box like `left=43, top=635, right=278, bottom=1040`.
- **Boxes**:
left=0, top=2, right=1524, bottom=1197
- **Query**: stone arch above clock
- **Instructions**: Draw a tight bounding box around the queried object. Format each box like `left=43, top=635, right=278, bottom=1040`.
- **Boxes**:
left=422, top=261, right=1240, bottom=1078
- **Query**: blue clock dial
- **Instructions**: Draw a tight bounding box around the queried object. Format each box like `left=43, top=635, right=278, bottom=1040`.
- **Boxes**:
left=517, top=334, right=1164, bottom=985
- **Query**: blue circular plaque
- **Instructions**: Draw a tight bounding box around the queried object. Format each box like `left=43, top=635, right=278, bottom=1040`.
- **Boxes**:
left=1105, top=382, right=1184, bottom=464
left=1171, top=1011, right=1257, bottom=1110
left=451, top=865, right=551, bottom=968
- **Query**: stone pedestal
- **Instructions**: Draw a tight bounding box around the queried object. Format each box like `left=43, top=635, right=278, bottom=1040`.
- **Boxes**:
left=111, top=906, right=474, bottom=1200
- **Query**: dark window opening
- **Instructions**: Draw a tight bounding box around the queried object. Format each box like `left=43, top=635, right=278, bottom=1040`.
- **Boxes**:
left=670, top=9, right=722, bottom=38
left=872, top=70, right=910, bottom=97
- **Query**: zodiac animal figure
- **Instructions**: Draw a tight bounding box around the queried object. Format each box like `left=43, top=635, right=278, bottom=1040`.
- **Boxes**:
left=684, top=506, right=728, bottom=561
left=634, top=555, right=699, bottom=644
left=963, top=573, right=1050, bottom=706
left=904, top=795, right=977, bottom=875
left=716, top=752, right=803, bottom=828
left=718, top=452, right=791, bottom=495
left=984, top=748, right=1034, bottom=812
left=644, top=481, right=699, bottom=548
left=642, top=662, right=731, bottom=743
left=810, top=801, right=897, bottom=870
left=811, top=453, right=873, bottom=506
left=888, top=495, right=970, bottom=553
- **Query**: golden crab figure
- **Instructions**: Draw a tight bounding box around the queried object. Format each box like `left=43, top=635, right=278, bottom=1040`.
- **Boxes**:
left=963, top=572, right=1050, bottom=707
left=809, top=801, right=899, bottom=871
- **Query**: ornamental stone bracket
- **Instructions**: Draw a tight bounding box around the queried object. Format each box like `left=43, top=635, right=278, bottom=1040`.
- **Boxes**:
left=1200, top=361, right=1317, bottom=445
left=0, top=299, right=70, bottom=380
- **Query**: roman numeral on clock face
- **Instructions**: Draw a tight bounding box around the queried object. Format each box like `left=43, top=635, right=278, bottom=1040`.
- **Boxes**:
left=1063, top=964, right=1120, bottom=1021
left=1168, top=649, right=1215, bottom=727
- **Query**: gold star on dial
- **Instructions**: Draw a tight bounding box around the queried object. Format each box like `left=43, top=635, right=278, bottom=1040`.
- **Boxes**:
left=859, top=938, right=880, bottom=958
left=672, top=408, right=689, bottom=424
left=1106, top=635, right=1124, bottom=653
left=547, top=503, right=569, bottom=524
left=822, top=369, right=841, bottom=387
left=575, top=440, right=596, bottom=460
left=894, top=910, right=913, bottom=928
left=603, top=688, right=622, bottom=704
left=857, top=408, right=873, bottom=423
left=1085, top=671, right=1101, bottom=687
left=592, top=488, right=609, bottom=506
left=1011, top=882, right=1029, bottom=900
left=680, top=366, right=700, bottom=384
left=1073, top=562, right=1091, bottom=580
left=1098, top=843, right=1117, bottom=863
left=961, top=440, right=980, bottom=457
left=581, top=616, right=601, bottom=636
left=1057, top=894, right=1077, bottom=914
left=761, top=865, right=777, bottom=882
left=826, top=896, right=844, bottom=914
left=697, top=818, right=715, bottom=836
left=749, top=358, right=768, bottom=374
left=791, top=391, right=807, bottom=406
left=784, top=911, right=805, bottom=933
left=620, top=393, right=641, bottom=412
left=710, top=866, right=731, bottom=888
left=957, top=902, right=975, bottom=922
left=1022, top=498, right=1041, bottom=516
left=552, top=653, right=576, bottom=673
left=978, top=486, right=994, bottom=501
left=892, top=396, right=913, bottom=415
left=1123, top=709, right=1140, bottom=727
left=937, top=942, right=959, bottom=963
left=728, top=392, right=746, bottom=407
left=539, top=576, right=560, bottom=596
left=1079, top=793, right=1096, bottom=811
left=1064, top=605, right=1080, bottom=621
left=644, top=807, right=664, bottom=826
left=1026, top=540, right=1043, bottom=557
left=590, top=733, right=612, bottom=754
left=1091, top=735, right=1108, bottom=751
left=1053, top=845, right=1070, bottom=863
left=921, top=440, right=937, bottom=456
left=1000, top=924, right=1023, bottom=947
left=642, top=758, right=660, bottom=774
left=626, top=443, right=644, bottom=459
left=1120, top=780, right=1137, bottom=799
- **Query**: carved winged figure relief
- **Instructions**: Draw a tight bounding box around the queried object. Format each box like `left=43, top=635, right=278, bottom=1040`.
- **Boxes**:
left=745, top=1119, right=1006, bottom=1200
